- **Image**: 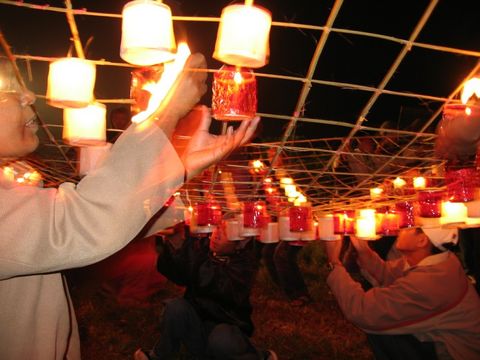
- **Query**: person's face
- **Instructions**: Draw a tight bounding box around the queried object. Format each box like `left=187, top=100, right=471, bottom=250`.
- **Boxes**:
left=0, top=63, right=38, bottom=158
left=395, top=227, right=426, bottom=252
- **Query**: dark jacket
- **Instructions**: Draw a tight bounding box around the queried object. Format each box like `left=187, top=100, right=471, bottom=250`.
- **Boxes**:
left=156, top=234, right=261, bottom=336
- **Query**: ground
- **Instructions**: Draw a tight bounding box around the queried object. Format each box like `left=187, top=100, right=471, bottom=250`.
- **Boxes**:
left=67, top=241, right=373, bottom=360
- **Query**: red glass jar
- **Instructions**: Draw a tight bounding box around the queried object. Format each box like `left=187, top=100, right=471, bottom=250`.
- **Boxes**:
left=418, top=190, right=444, bottom=218
left=243, top=201, right=265, bottom=228
left=333, top=210, right=355, bottom=235
left=212, top=65, right=257, bottom=121
left=394, top=201, right=416, bottom=228
left=379, top=209, right=399, bottom=236
left=289, top=204, right=312, bottom=232
left=445, top=167, right=477, bottom=202
left=195, top=201, right=221, bottom=226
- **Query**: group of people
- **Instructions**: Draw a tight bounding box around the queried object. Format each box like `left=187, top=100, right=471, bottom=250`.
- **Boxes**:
left=1, top=50, right=480, bottom=360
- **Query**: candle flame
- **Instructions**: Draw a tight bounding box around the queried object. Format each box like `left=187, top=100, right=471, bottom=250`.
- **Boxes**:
left=132, top=43, right=191, bottom=124
left=461, top=77, right=480, bottom=105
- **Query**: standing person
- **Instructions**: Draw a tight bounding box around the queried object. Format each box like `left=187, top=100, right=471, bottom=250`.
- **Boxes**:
left=0, top=55, right=259, bottom=360
left=134, top=222, right=277, bottom=360
left=324, top=227, right=480, bottom=360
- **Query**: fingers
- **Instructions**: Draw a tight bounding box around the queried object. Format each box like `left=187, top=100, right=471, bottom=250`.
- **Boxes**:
left=196, top=105, right=212, bottom=132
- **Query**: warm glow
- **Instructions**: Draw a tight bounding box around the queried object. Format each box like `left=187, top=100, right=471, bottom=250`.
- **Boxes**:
left=132, top=43, right=191, bottom=124
left=120, top=0, right=176, bottom=66
left=213, top=3, right=272, bottom=68
left=280, top=177, right=293, bottom=188
left=294, top=194, right=307, bottom=206
left=370, top=187, right=383, bottom=200
left=264, top=177, right=272, bottom=184
left=358, top=208, right=376, bottom=219
left=252, top=159, right=264, bottom=169
left=413, top=176, right=426, bottom=190
left=393, top=177, right=406, bottom=189
left=284, top=184, right=297, bottom=197
left=441, top=201, right=467, bottom=224
left=188, top=206, right=194, bottom=212
left=461, top=77, right=480, bottom=105
left=63, top=102, right=107, bottom=146
left=234, top=71, right=243, bottom=84
left=355, top=211, right=377, bottom=239
left=47, top=57, right=96, bottom=108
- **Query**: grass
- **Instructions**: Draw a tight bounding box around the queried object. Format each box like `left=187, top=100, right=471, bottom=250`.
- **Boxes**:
left=68, top=241, right=373, bottom=359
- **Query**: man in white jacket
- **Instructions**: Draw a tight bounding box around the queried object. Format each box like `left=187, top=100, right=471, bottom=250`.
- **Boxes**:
left=325, top=226, right=480, bottom=360
left=0, top=54, right=259, bottom=360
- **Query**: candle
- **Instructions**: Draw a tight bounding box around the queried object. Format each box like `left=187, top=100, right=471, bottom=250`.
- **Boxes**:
left=441, top=201, right=467, bottom=224
left=243, top=201, right=265, bottom=228
left=225, top=219, right=243, bottom=241
left=259, top=222, right=279, bottom=243
left=370, top=187, right=384, bottom=200
left=445, top=167, right=477, bottom=202
left=380, top=211, right=399, bottom=236
left=63, top=102, right=107, bottom=146
left=395, top=201, right=416, bottom=228
left=212, top=65, right=257, bottom=121
left=393, top=177, right=406, bottom=189
left=120, top=0, right=176, bottom=66
left=418, top=190, right=444, bottom=218
left=195, top=201, right=221, bottom=226
left=47, top=57, right=96, bottom=108
left=333, top=210, right=355, bottom=235
left=278, top=216, right=301, bottom=241
left=289, top=205, right=312, bottom=232
left=355, top=216, right=376, bottom=239
left=213, top=3, right=272, bottom=68
left=413, top=176, right=427, bottom=190
left=318, top=215, right=340, bottom=241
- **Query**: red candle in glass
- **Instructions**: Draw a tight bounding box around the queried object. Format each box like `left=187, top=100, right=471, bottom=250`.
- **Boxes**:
left=196, top=201, right=221, bottom=226
left=212, top=65, right=257, bottom=121
left=380, top=210, right=399, bottom=236
left=445, top=167, right=477, bottom=202
left=418, top=190, right=444, bottom=218
left=289, top=205, right=312, bottom=232
left=333, top=210, right=355, bottom=234
left=243, top=201, right=265, bottom=228
left=394, top=201, right=415, bottom=228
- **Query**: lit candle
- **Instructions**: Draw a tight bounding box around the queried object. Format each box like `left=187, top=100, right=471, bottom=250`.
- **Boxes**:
left=370, top=187, right=383, bottom=200
left=333, top=210, right=355, bottom=235
left=63, top=102, right=107, bottom=146
left=418, top=190, right=444, bottom=218
left=120, top=0, right=176, bottom=66
left=355, top=216, right=377, bottom=239
left=395, top=201, right=415, bottom=228
left=212, top=65, right=257, bottom=121
left=213, top=2, right=272, bottom=68
left=243, top=201, right=265, bottom=228
left=445, top=167, right=477, bottom=202
left=413, top=176, right=426, bottom=190
left=393, top=177, right=406, bottom=189
left=280, top=177, right=293, bottom=188
left=47, top=57, right=96, bottom=108
left=441, top=201, right=467, bottom=224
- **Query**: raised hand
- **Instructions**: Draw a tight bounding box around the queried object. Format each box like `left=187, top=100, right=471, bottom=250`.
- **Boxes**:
left=173, top=105, right=259, bottom=180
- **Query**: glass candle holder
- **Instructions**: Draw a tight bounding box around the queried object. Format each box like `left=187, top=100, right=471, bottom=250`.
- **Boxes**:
left=242, top=201, right=265, bottom=228
left=333, top=210, right=355, bottom=235
left=445, top=167, right=477, bottom=202
left=212, top=65, right=257, bottom=121
left=394, top=201, right=416, bottom=228
left=289, top=204, right=312, bottom=232
left=379, top=209, right=399, bottom=236
left=418, top=190, right=444, bottom=218
left=195, top=201, right=221, bottom=226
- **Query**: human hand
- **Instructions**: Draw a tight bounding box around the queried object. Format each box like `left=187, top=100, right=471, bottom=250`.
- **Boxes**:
left=349, top=235, right=371, bottom=254
left=153, top=53, right=208, bottom=135
left=176, top=105, right=260, bottom=180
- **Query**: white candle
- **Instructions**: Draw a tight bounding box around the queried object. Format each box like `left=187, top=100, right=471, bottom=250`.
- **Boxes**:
left=355, top=216, right=376, bottom=239
left=318, top=215, right=341, bottom=241
left=278, top=216, right=301, bottom=241
left=441, top=201, right=467, bottom=224
left=259, top=222, right=279, bottom=243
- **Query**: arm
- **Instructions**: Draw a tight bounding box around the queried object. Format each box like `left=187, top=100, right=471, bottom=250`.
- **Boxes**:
left=327, top=265, right=466, bottom=334
left=0, top=124, right=184, bottom=279
left=350, top=236, right=406, bottom=286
